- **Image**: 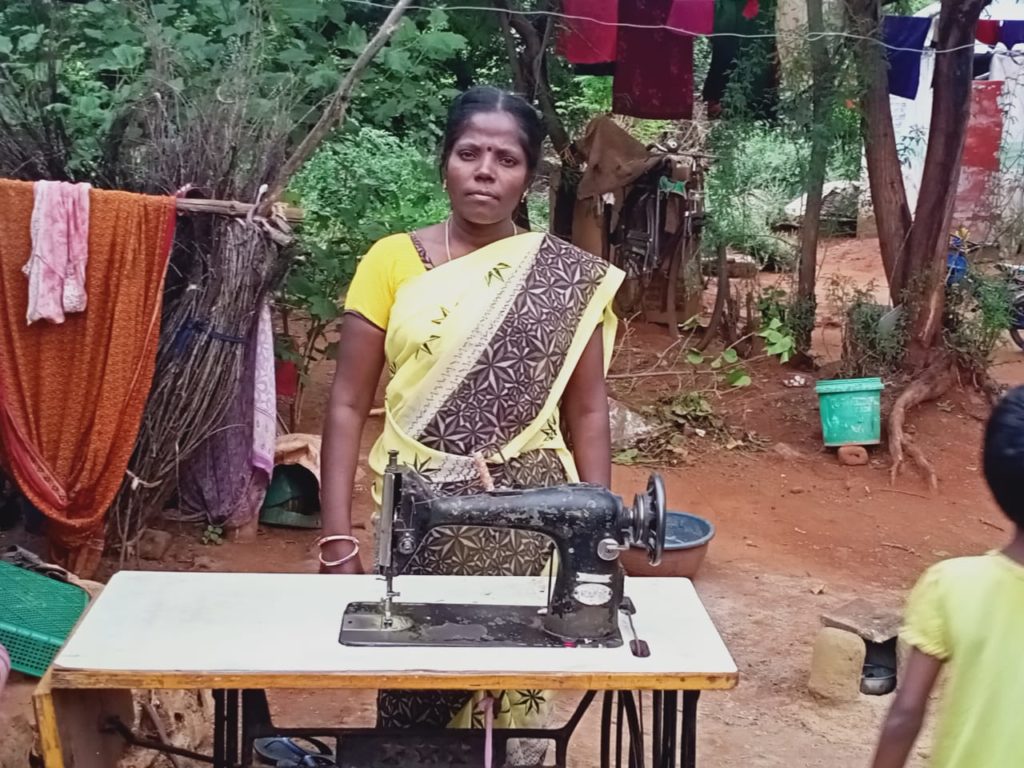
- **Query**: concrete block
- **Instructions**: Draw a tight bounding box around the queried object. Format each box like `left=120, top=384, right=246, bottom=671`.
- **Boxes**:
left=821, top=598, right=901, bottom=644
left=808, top=627, right=866, bottom=702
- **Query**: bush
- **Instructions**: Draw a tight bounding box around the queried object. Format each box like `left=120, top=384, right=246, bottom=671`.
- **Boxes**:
left=944, top=272, right=1013, bottom=370
left=290, top=125, right=448, bottom=278
left=278, top=127, right=450, bottom=424
left=826, top=276, right=907, bottom=376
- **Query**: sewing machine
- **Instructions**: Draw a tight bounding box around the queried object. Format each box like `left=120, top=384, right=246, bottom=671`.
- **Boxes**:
left=339, top=451, right=666, bottom=650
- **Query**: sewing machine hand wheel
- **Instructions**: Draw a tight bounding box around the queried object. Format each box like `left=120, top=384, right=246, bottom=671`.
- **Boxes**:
left=632, top=473, right=667, bottom=566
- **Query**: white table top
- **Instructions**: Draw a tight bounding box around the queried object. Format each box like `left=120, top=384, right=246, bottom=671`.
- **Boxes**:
left=52, top=572, right=737, bottom=691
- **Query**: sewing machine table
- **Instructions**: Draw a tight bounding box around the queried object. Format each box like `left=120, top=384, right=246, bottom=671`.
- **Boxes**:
left=35, top=572, right=737, bottom=768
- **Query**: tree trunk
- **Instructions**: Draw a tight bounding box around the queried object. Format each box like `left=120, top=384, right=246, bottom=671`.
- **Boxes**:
left=903, top=0, right=987, bottom=363
left=495, top=0, right=582, bottom=239
left=796, top=0, right=830, bottom=353
left=848, top=0, right=912, bottom=300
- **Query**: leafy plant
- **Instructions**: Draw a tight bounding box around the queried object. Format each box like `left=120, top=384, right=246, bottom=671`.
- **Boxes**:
left=201, top=524, right=224, bottom=545
left=758, top=318, right=796, bottom=364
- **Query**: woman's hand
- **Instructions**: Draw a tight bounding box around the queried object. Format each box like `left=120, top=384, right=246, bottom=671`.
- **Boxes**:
left=319, top=314, right=385, bottom=575
left=317, top=535, right=366, bottom=575
left=319, top=556, right=365, bottom=575
left=562, top=329, right=612, bottom=487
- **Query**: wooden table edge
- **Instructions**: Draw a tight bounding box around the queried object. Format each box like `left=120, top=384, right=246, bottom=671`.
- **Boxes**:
left=49, top=668, right=739, bottom=691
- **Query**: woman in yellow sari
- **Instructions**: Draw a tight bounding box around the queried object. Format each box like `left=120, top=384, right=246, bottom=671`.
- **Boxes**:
left=319, top=87, right=624, bottom=764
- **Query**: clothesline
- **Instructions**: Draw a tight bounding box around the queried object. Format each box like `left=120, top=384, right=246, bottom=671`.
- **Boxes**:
left=332, top=0, right=991, bottom=55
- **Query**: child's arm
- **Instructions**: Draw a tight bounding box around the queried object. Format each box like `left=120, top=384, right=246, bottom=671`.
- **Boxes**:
left=870, top=648, right=943, bottom=768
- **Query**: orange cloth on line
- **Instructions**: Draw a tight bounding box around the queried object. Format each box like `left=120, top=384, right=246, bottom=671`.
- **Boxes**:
left=0, top=179, right=175, bottom=550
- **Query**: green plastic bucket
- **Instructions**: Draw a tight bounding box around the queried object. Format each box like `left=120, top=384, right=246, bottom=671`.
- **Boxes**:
left=815, top=377, right=884, bottom=447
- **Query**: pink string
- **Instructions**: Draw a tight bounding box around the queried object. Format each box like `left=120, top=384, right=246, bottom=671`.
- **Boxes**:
left=0, top=643, right=9, bottom=703
left=477, top=695, right=494, bottom=768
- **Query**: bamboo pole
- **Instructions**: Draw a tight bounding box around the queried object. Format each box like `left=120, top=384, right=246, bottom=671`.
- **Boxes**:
left=174, top=197, right=304, bottom=222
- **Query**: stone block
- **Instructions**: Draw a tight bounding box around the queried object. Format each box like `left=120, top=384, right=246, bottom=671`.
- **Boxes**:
left=838, top=445, right=869, bottom=466
left=808, top=627, right=866, bottom=702
left=821, top=598, right=901, bottom=644
left=138, top=529, right=173, bottom=561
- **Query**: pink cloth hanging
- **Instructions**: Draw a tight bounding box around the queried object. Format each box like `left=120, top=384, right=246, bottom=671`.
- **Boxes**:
left=23, top=180, right=91, bottom=325
left=667, top=0, right=714, bottom=36
left=558, top=0, right=618, bottom=64
left=253, top=302, right=277, bottom=477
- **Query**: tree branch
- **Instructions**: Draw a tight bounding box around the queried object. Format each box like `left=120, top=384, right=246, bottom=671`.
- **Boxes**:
left=493, top=0, right=580, bottom=166
left=262, top=0, right=414, bottom=207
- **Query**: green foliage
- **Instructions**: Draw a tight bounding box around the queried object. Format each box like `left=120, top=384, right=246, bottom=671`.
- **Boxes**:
left=827, top=276, right=907, bottom=376
left=758, top=318, right=796, bottom=364
left=201, top=525, right=224, bottom=545
left=0, top=1, right=467, bottom=187
left=944, top=273, right=1014, bottom=371
left=279, top=126, right=449, bottom=413
left=559, top=75, right=613, bottom=134
left=704, top=123, right=802, bottom=268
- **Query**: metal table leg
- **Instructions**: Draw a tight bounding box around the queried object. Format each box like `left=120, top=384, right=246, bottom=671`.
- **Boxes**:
left=212, top=690, right=225, bottom=768
left=652, top=692, right=663, bottom=768
left=680, top=691, right=700, bottom=768
left=601, top=692, right=614, bottom=768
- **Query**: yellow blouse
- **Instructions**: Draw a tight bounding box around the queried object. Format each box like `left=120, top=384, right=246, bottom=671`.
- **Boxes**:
left=343, top=233, right=429, bottom=330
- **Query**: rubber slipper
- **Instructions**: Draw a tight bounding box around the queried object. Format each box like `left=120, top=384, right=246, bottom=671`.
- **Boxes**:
left=276, top=756, right=338, bottom=768
left=253, top=736, right=332, bottom=765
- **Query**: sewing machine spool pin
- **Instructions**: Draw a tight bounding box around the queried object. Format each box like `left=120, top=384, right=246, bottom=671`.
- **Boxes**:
left=342, top=459, right=668, bottom=649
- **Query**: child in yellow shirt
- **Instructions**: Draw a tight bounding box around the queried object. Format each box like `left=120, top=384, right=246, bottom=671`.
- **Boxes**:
left=870, top=386, right=1024, bottom=768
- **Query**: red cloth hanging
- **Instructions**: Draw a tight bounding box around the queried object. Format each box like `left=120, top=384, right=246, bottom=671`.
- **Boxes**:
left=742, top=0, right=760, bottom=20
left=976, top=19, right=1000, bottom=46
left=613, top=0, right=694, bottom=119
left=667, top=0, right=714, bottom=36
left=557, top=0, right=618, bottom=65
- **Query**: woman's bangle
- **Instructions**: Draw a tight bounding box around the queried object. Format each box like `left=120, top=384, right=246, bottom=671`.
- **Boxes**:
left=316, top=534, right=360, bottom=567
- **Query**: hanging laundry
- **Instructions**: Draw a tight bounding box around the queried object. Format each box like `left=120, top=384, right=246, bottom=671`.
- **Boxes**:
left=667, top=0, right=713, bottom=36
left=557, top=0, right=618, bottom=65
left=882, top=16, right=932, bottom=100
left=23, top=181, right=91, bottom=326
left=703, top=0, right=779, bottom=120
left=1000, top=20, right=1024, bottom=48
left=976, top=19, right=1000, bottom=46
left=990, top=45, right=1024, bottom=189
left=613, top=0, right=694, bottom=120
left=179, top=301, right=276, bottom=529
left=0, top=179, right=175, bottom=570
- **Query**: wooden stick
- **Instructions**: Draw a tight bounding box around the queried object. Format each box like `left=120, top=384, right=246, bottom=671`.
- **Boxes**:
left=979, top=517, right=1007, bottom=533
left=175, top=197, right=304, bottom=222
left=881, top=541, right=917, bottom=554
left=878, top=488, right=930, bottom=500
left=263, top=0, right=414, bottom=207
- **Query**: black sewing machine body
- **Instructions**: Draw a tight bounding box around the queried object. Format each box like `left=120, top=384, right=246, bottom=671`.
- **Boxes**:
left=340, top=453, right=665, bottom=649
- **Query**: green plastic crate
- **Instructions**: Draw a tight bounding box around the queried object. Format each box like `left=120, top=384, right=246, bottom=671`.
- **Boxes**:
left=0, top=561, right=88, bottom=677
left=815, top=377, right=884, bottom=447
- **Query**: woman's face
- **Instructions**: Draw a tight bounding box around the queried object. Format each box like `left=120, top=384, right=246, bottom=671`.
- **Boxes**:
left=444, top=111, right=530, bottom=226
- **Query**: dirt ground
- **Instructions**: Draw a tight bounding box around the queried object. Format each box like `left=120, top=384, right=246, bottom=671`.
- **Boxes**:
left=1, top=237, right=1018, bottom=767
